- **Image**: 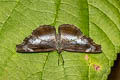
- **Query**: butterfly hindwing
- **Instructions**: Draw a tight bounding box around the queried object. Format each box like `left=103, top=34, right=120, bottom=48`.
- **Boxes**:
left=16, top=25, right=57, bottom=52
left=59, top=24, right=101, bottom=53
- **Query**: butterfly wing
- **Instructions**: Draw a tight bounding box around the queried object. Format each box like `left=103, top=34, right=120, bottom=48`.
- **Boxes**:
left=16, top=25, right=57, bottom=52
left=59, top=24, right=101, bottom=53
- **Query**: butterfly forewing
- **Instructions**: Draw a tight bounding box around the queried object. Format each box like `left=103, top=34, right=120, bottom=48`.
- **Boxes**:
left=16, top=25, right=57, bottom=52
left=59, top=24, right=101, bottom=53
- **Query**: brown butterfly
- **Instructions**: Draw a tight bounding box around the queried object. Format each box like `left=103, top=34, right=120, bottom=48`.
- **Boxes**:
left=16, top=24, right=102, bottom=53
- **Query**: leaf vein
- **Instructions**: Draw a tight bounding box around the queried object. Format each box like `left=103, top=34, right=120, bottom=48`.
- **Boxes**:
left=89, top=4, right=120, bottom=32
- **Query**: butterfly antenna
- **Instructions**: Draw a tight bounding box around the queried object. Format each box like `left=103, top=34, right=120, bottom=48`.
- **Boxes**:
left=58, top=53, right=60, bottom=66
left=58, top=53, right=64, bottom=66
left=60, top=54, right=64, bottom=65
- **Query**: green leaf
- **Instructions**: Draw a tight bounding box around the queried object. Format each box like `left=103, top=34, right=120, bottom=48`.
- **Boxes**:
left=0, top=0, right=120, bottom=80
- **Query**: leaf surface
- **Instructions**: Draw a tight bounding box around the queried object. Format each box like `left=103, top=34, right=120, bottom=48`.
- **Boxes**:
left=0, top=0, right=120, bottom=80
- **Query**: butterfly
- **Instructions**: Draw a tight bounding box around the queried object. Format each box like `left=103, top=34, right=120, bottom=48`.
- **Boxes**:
left=16, top=24, right=102, bottom=53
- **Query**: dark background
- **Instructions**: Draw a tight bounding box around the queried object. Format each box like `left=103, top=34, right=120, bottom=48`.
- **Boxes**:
left=108, top=54, right=120, bottom=80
